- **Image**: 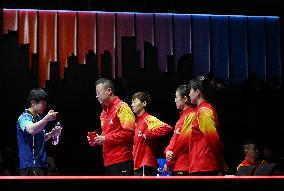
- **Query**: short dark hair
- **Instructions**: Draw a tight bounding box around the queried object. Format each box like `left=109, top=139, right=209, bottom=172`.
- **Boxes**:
left=27, top=88, right=48, bottom=106
left=243, top=139, right=258, bottom=152
left=132, top=91, right=151, bottom=111
left=95, top=78, right=115, bottom=93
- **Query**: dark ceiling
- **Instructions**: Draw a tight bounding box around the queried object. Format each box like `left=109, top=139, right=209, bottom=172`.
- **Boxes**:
left=2, top=0, right=284, bottom=16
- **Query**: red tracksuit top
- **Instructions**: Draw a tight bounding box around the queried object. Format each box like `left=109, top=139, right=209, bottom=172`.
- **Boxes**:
left=164, top=107, right=195, bottom=172
left=188, top=100, right=226, bottom=173
left=237, top=159, right=268, bottom=171
left=133, top=112, right=172, bottom=170
left=100, top=96, right=135, bottom=166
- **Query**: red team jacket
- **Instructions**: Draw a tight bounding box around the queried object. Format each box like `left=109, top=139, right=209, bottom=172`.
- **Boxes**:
left=164, top=107, right=195, bottom=172
left=237, top=159, right=268, bottom=171
left=133, top=112, right=172, bottom=170
left=188, top=100, right=226, bottom=173
left=100, top=96, right=135, bottom=166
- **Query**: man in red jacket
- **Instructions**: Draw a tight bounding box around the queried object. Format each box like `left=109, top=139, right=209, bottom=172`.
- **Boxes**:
left=237, top=141, right=267, bottom=171
left=91, top=78, right=135, bottom=175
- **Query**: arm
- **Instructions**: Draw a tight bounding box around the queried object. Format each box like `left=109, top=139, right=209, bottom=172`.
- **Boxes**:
left=198, top=107, right=226, bottom=169
left=19, top=110, right=58, bottom=135
left=198, top=107, right=221, bottom=155
left=104, top=130, right=134, bottom=144
left=164, top=127, right=179, bottom=167
left=45, top=131, right=53, bottom=141
left=26, top=110, right=58, bottom=135
left=164, top=127, right=179, bottom=153
left=45, top=125, right=62, bottom=141
left=96, top=103, right=135, bottom=145
left=171, top=112, right=195, bottom=159
left=143, top=116, right=172, bottom=139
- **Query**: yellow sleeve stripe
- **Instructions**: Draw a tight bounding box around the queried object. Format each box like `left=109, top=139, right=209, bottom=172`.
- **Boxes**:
left=117, top=102, right=135, bottom=130
left=181, top=112, right=195, bottom=134
left=197, top=107, right=216, bottom=134
left=145, top=115, right=165, bottom=130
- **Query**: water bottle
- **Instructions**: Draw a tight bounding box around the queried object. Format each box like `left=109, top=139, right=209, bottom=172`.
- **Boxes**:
left=52, top=122, right=61, bottom=145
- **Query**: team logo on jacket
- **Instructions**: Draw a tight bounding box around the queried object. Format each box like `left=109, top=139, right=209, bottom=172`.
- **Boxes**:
left=175, top=128, right=181, bottom=134
left=138, top=130, right=143, bottom=136
left=109, top=119, right=113, bottom=125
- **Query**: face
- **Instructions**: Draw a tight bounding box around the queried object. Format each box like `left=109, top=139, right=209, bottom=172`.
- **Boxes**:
left=245, top=144, right=259, bottom=160
left=32, top=100, right=47, bottom=114
left=96, top=83, right=111, bottom=105
left=175, top=91, right=186, bottom=110
left=189, top=88, right=199, bottom=105
left=131, top=98, right=145, bottom=115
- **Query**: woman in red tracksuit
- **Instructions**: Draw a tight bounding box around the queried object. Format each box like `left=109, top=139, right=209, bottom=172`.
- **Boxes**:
left=131, top=91, right=172, bottom=176
left=188, top=76, right=227, bottom=175
left=164, top=85, right=195, bottom=176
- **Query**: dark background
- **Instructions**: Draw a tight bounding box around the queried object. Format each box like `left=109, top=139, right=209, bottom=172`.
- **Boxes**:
left=0, top=0, right=284, bottom=175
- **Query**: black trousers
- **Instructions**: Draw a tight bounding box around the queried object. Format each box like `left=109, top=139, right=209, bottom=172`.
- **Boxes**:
left=134, top=166, right=157, bottom=176
left=189, top=170, right=223, bottom=176
left=20, top=167, right=46, bottom=176
left=105, top=160, right=134, bottom=176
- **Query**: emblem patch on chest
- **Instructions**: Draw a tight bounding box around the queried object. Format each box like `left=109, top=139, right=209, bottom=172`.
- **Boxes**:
left=175, top=128, right=181, bottom=134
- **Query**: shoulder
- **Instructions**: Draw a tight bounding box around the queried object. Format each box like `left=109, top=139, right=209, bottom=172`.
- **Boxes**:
left=183, top=111, right=195, bottom=124
left=18, top=110, right=33, bottom=122
left=117, top=101, right=132, bottom=112
left=198, top=106, right=214, bottom=117
left=186, top=108, right=196, bottom=117
left=145, top=115, right=165, bottom=126
left=36, top=114, right=41, bottom=121
left=113, top=97, right=128, bottom=108
left=118, top=101, right=129, bottom=108
left=145, top=115, right=159, bottom=123
left=116, top=101, right=135, bottom=120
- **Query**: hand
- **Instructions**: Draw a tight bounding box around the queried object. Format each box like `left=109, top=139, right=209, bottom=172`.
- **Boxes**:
left=46, top=110, right=58, bottom=122
left=166, top=151, right=173, bottom=161
left=87, top=132, right=98, bottom=146
left=87, top=135, right=94, bottom=146
left=94, top=135, right=105, bottom=145
left=163, top=164, right=168, bottom=173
